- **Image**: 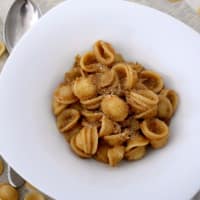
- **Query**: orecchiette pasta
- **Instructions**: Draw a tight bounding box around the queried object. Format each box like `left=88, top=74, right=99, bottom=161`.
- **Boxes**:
left=140, top=118, right=169, bottom=140
left=130, top=119, right=140, bottom=133
left=112, top=63, right=138, bottom=89
left=95, top=143, right=109, bottom=164
left=96, top=69, right=115, bottom=88
left=75, top=126, right=98, bottom=155
left=140, top=70, right=164, bottom=93
left=0, top=184, right=19, bottom=200
left=52, top=40, right=178, bottom=166
left=68, top=102, right=82, bottom=111
left=99, top=115, right=114, bottom=137
left=107, top=145, right=125, bottom=166
left=70, top=135, right=91, bottom=158
left=81, top=110, right=103, bottom=122
left=56, top=109, right=80, bottom=133
left=73, top=76, right=97, bottom=100
left=24, top=192, right=45, bottom=200
left=101, top=95, right=128, bottom=122
left=80, top=51, right=100, bottom=73
left=65, top=67, right=82, bottom=82
left=52, top=97, right=67, bottom=116
left=134, top=105, right=157, bottom=119
left=103, top=129, right=130, bottom=146
left=157, top=95, right=173, bottom=120
left=129, top=62, right=144, bottom=73
left=125, top=133, right=149, bottom=152
left=126, top=89, right=158, bottom=113
left=93, top=40, right=115, bottom=66
left=98, top=72, right=122, bottom=96
left=125, top=146, right=146, bottom=161
left=54, top=84, right=78, bottom=104
left=160, top=89, right=178, bottom=113
left=150, top=135, right=169, bottom=149
left=80, top=95, right=103, bottom=110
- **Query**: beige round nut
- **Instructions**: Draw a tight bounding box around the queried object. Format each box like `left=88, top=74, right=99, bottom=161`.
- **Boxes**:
left=0, top=184, right=19, bottom=200
left=101, top=95, right=128, bottom=122
left=24, top=192, right=45, bottom=200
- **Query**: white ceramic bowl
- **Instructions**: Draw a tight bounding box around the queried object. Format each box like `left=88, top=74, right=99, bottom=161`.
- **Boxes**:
left=0, top=0, right=200, bottom=199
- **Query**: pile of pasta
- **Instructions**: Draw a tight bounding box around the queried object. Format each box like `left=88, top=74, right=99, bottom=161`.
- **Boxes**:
left=52, top=40, right=178, bottom=167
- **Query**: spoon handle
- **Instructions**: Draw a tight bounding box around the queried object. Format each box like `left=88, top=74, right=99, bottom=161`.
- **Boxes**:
left=7, top=166, right=25, bottom=188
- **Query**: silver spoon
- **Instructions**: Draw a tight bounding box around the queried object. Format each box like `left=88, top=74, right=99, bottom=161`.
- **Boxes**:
left=3, top=0, right=41, bottom=53
left=3, top=0, right=41, bottom=187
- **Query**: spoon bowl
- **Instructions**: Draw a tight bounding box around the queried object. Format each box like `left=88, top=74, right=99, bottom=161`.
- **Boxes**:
left=3, top=0, right=41, bottom=53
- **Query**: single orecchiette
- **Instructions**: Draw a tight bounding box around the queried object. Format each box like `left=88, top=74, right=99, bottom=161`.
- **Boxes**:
left=52, top=97, right=67, bottom=116
left=70, top=135, right=91, bottom=158
left=126, top=89, right=158, bottom=113
left=54, top=84, right=78, bottom=105
left=140, top=118, right=169, bottom=140
left=96, top=69, right=115, bottom=88
left=93, top=40, right=115, bottom=66
left=140, top=70, right=164, bottom=93
left=80, top=51, right=100, bottom=73
left=103, top=129, right=130, bottom=146
left=157, top=95, right=173, bottom=120
left=107, top=146, right=125, bottom=166
left=81, top=95, right=103, bottom=110
left=150, top=135, right=169, bottom=149
left=56, top=109, right=80, bottom=133
left=125, top=146, right=146, bottom=161
left=81, top=110, right=103, bottom=122
left=125, top=133, right=149, bottom=152
left=134, top=105, right=157, bottom=119
left=99, top=115, right=114, bottom=137
left=160, top=89, right=178, bottom=113
left=95, top=144, right=109, bottom=164
left=75, top=126, right=98, bottom=155
left=101, top=95, right=128, bottom=122
left=73, top=76, right=97, bottom=100
left=112, top=63, right=138, bottom=89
